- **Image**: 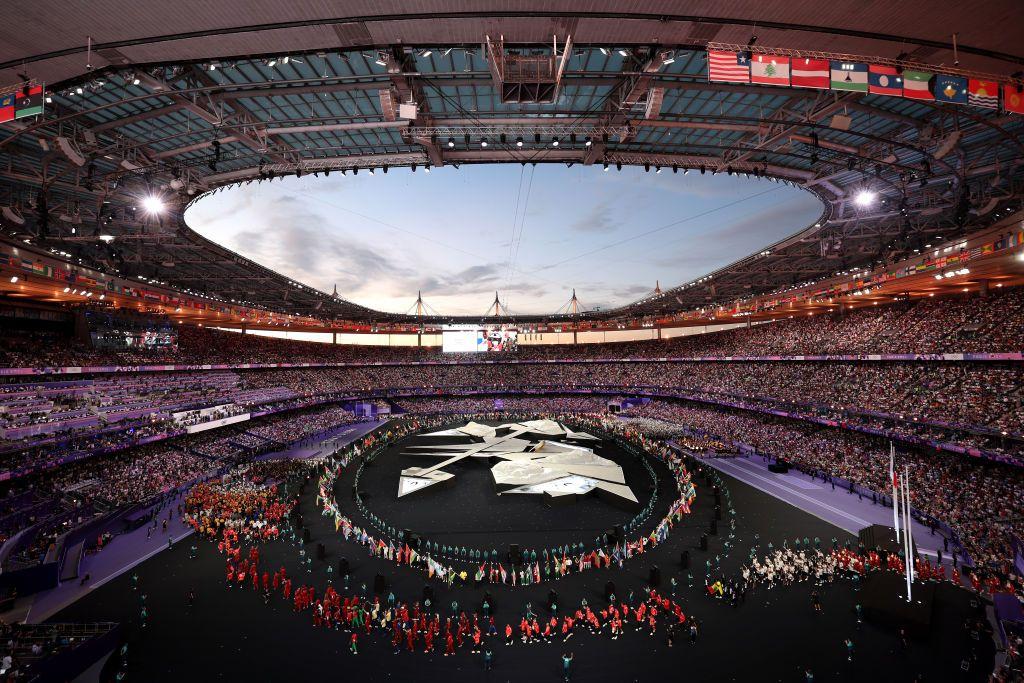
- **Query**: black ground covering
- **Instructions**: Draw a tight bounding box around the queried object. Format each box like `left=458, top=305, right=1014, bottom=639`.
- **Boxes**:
left=355, top=430, right=665, bottom=552
left=51, top=461, right=995, bottom=682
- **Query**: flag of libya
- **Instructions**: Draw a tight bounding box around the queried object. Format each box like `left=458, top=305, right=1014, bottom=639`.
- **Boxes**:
left=15, top=85, right=43, bottom=119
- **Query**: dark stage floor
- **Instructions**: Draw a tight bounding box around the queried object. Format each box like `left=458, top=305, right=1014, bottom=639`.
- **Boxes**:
left=352, top=427, right=667, bottom=552
left=51, top=466, right=995, bottom=682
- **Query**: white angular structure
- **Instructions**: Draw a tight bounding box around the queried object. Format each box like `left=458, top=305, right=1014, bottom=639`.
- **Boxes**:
left=397, top=420, right=637, bottom=506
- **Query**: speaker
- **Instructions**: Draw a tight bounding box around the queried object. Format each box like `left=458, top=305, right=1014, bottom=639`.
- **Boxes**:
left=547, top=590, right=558, bottom=610
left=55, top=137, right=86, bottom=167
left=423, top=585, right=434, bottom=603
left=509, top=544, right=520, bottom=564
left=680, top=551, right=690, bottom=569
left=648, top=565, right=661, bottom=588
left=302, top=528, right=311, bottom=543
left=316, top=542, right=326, bottom=560
left=604, top=581, right=617, bottom=602
left=373, top=573, right=388, bottom=594
left=700, top=535, right=708, bottom=551
left=338, top=557, right=350, bottom=576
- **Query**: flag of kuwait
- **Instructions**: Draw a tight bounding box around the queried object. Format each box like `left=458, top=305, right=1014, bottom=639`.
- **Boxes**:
left=902, top=71, right=935, bottom=100
left=967, top=79, right=998, bottom=109
left=868, top=65, right=903, bottom=96
left=830, top=61, right=868, bottom=91
left=791, top=58, right=830, bottom=89
left=750, top=54, right=790, bottom=86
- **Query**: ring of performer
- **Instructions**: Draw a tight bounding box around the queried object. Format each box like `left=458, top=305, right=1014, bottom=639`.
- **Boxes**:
left=319, top=413, right=700, bottom=588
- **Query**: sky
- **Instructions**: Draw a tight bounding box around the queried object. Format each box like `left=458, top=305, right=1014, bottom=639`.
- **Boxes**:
left=185, top=165, right=823, bottom=316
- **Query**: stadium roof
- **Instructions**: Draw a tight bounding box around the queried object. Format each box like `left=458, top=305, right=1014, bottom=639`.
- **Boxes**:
left=0, top=2, right=1022, bottom=323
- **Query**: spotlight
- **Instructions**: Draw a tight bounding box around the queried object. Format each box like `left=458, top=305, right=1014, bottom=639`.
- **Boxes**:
left=141, top=195, right=165, bottom=214
left=447, top=137, right=455, bottom=148
left=480, top=138, right=488, bottom=147
left=515, top=137, right=523, bottom=147
left=551, top=137, right=559, bottom=147
left=267, top=59, right=277, bottom=67
left=603, top=162, right=609, bottom=171
left=424, top=163, right=431, bottom=173
left=655, top=166, right=662, bottom=173
left=853, top=190, right=877, bottom=207
left=585, top=136, right=592, bottom=147
left=9, top=276, right=17, bottom=283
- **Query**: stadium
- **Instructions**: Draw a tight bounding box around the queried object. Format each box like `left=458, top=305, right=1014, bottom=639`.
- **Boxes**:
left=0, top=2, right=1022, bottom=680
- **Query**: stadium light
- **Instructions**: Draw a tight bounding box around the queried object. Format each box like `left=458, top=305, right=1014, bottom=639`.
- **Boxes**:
left=9, top=276, right=17, bottom=283
left=853, top=190, right=877, bottom=207
left=142, top=195, right=166, bottom=214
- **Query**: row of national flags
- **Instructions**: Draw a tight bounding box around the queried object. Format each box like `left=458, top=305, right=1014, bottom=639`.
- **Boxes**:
left=708, top=51, right=1022, bottom=114
left=0, top=85, right=44, bottom=124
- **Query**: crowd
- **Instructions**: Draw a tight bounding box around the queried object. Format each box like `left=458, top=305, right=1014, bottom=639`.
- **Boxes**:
left=621, top=399, right=1024, bottom=583
left=1, top=287, right=1022, bottom=371
left=185, top=460, right=309, bottom=543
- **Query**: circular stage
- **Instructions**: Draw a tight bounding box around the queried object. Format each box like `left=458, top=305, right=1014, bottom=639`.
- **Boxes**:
left=346, top=420, right=675, bottom=553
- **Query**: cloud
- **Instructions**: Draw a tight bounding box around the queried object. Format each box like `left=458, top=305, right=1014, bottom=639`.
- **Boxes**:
left=612, top=284, right=653, bottom=299
left=570, top=200, right=618, bottom=233
left=184, top=165, right=820, bottom=315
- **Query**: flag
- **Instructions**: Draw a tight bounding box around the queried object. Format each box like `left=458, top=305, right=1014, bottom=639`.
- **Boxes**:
left=750, top=54, right=790, bottom=86
left=791, top=58, right=830, bottom=89
left=934, top=75, right=968, bottom=104
left=902, top=70, right=935, bottom=100
left=968, top=79, right=999, bottom=109
left=708, top=50, right=750, bottom=83
left=15, top=86, right=43, bottom=119
left=868, top=65, right=903, bottom=96
left=0, top=94, right=14, bottom=123
left=830, top=61, right=868, bottom=91
left=1003, top=84, right=1024, bottom=114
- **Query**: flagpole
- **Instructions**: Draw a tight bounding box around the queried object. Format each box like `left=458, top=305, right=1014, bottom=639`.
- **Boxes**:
left=890, top=443, right=900, bottom=543
left=904, top=465, right=913, bottom=602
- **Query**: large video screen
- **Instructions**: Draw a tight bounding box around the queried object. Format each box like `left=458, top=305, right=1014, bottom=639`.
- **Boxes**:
left=441, top=327, right=518, bottom=353
left=481, top=328, right=517, bottom=352
left=441, top=329, right=479, bottom=353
